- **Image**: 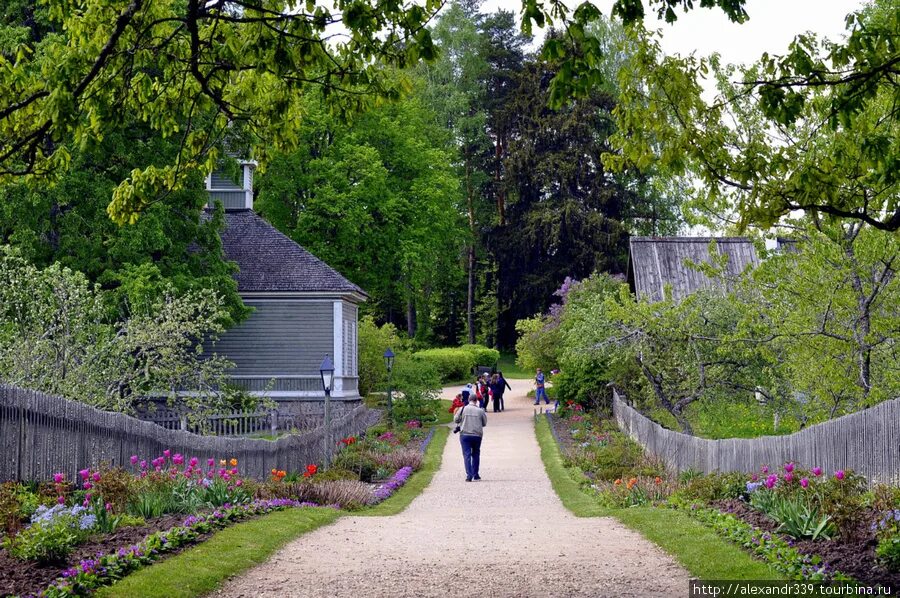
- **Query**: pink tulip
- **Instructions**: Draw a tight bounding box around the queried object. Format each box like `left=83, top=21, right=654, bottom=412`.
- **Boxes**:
left=207, top=458, right=215, bottom=467
left=173, top=454, right=184, bottom=465
left=79, top=469, right=90, bottom=480
left=83, top=481, right=93, bottom=490
left=222, top=473, right=231, bottom=481
left=183, top=471, right=191, bottom=479
left=105, top=502, right=112, bottom=512
left=750, top=474, right=758, bottom=482
left=230, top=468, right=237, bottom=475
left=140, top=471, right=147, bottom=478
left=835, top=470, right=845, bottom=480
left=784, top=462, right=794, bottom=473
left=812, top=467, right=822, bottom=477
left=163, top=450, right=171, bottom=458
left=92, top=472, right=101, bottom=482
left=85, top=493, right=92, bottom=502
left=800, top=478, right=809, bottom=488
left=140, top=460, right=147, bottom=470
left=235, top=479, right=243, bottom=487
left=189, top=457, right=199, bottom=468
left=130, top=455, right=139, bottom=465
left=53, top=473, right=64, bottom=484
left=784, top=473, right=793, bottom=483
left=761, top=466, right=769, bottom=474
left=57, top=496, right=65, bottom=505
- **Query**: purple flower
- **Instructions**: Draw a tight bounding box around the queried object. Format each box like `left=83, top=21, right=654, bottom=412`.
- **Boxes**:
left=812, top=467, right=822, bottom=477
left=783, top=462, right=794, bottom=473
left=800, top=478, right=809, bottom=489
left=172, top=454, right=184, bottom=465
left=140, top=460, right=147, bottom=470
left=79, top=469, right=90, bottom=480
left=163, top=450, right=171, bottom=458
left=53, top=472, right=65, bottom=484
left=835, top=470, right=845, bottom=480
left=92, top=472, right=101, bottom=482
left=783, top=473, right=793, bottom=483
left=189, top=457, right=198, bottom=468
left=130, top=455, right=139, bottom=465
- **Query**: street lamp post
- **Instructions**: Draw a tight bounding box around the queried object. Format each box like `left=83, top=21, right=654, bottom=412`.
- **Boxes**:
left=383, top=348, right=395, bottom=426
left=319, top=355, right=334, bottom=469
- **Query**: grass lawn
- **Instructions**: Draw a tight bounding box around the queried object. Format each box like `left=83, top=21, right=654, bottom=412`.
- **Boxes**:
left=497, top=352, right=529, bottom=379
left=98, top=426, right=450, bottom=597
left=96, top=508, right=340, bottom=598
left=534, top=415, right=782, bottom=580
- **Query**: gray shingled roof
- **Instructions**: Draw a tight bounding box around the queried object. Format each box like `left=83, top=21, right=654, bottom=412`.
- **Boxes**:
left=627, top=237, right=759, bottom=302
left=214, top=210, right=366, bottom=296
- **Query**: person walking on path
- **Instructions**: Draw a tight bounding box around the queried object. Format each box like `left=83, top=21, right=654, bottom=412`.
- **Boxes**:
left=489, top=372, right=512, bottom=412
left=454, top=394, right=487, bottom=482
left=534, top=368, right=550, bottom=405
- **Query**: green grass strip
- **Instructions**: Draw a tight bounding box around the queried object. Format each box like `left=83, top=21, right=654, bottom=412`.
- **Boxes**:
left=534, top=415, right=782, bottom=580
left=433, top=400, right=455, bottom=425
left=96, top=507, right=340, bottom=598
left=535, top=414, right=609, bottom=517
left=357, top=426, right=449, bottom=517
left=99, top=426, right=449, bottom=596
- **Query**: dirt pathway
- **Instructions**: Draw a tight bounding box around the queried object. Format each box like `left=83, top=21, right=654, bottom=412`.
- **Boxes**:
left=214, top=379, right=688, bottom=597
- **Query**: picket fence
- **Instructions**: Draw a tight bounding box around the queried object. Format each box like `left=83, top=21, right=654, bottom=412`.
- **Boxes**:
left=0, top=385, right=380, bottom=482
left=612, top=389, right=900, bottom=484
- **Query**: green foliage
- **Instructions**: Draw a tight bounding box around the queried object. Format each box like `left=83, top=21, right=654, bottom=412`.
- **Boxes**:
left=875, top=511, right=900, bottom=571
left=256, top=92, right=464, bottom=341
left=749, top=491, right=834, bottom=540
left=515, top=315, right=561, bottom=373
left=3, top=507, right=92, bottom=563
left=459, top=344, right=499, bottom=367
left=685, top=506, right=849, bottom=581
left=411, top=348, right=475, bottom=382
left=680, top=472, right=748, bottom=503
left=607, top=2, right=900, bottom=232
left=0, top=247, right=241, bottom=415
left=357, top=316, right=405, bottom=398
left=0, top=0, right=447, bottom=226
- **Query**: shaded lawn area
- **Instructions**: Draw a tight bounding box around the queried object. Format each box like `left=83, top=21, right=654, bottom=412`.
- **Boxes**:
left=534, top=415, right=781, bottom=581
left=497, top=352, right=530, bottom=379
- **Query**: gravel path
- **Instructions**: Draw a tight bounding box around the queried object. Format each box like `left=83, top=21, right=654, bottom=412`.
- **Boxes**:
left=214, top=379, right=688, bottom=597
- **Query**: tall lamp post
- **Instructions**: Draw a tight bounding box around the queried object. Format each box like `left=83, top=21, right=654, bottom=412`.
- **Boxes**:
left=383, top=348, right=395, bottom=425
left=319, top=355, right=334, bottom=469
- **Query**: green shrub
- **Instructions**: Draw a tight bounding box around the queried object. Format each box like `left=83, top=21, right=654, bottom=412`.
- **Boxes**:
left=358, top=316, right=405, bottom=397
left=332, top=450, right=381, bottom=483
left=128, top=491, right=176, bottom=519
left=875, top=510, right=900, bottom=571
left=390, top=355, right=442, bottom=424
left=411, top=348, right=475, bottom=382
left=3, top=505, right=95, bottom=563
left=312, top=468, right=359, bottom=483
left=459, top=344, right=499, bottom=367
left=681, top=472, right=748, bottom=503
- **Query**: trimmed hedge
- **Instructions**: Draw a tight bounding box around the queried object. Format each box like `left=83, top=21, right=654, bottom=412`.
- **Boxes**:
left=459, top=344, right=500, bottom=368
left=412, top=349, right=474, bottom=382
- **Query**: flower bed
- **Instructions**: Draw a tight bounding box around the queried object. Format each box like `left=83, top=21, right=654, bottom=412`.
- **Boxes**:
left=547, top=408, right=900, bottom=589
left=0, top=419, right=432, bottom=597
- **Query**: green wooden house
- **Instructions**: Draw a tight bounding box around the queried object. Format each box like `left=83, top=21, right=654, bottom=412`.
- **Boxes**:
left=205, top=161, right=367, bottom=420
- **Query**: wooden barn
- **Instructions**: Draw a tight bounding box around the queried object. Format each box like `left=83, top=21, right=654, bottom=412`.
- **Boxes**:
left=626, top=236, right=760, bottom=303
left=204, top=161, right=367, bottom=420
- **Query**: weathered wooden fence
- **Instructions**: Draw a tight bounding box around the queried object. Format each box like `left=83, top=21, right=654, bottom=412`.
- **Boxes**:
left=0, top=385, right=380, bottom=482
left=612, top=389, right=900, bottom=484
left=140, top=408, right=317, bottom=436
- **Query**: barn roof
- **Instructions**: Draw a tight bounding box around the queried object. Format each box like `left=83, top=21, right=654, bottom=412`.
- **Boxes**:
left=626, top=236, right=759, bottom=302
left=212, top=210, right=367, bottom=298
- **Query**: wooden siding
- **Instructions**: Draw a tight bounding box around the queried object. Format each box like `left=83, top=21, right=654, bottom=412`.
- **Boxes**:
left=629, top=237, right=759, bottom=303
left=208, top=190, right=246, bottom=210
left=207, top=300, right=333, bottom=376
left=210, top=169, right=242, bottom=190
left=342, top=302, right=358, bottom=378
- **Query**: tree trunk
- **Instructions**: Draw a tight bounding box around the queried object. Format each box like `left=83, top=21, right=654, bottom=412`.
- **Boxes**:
left=406, top=293, right=417, bottom=339
left=495, top=133, right=506, bottom=225
left=466, top=158, right=476, bottom=345
left=843, top=232, right=872, bottom=398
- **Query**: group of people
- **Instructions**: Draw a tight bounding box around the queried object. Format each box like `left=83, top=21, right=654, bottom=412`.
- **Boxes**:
left=453, top=368, right=555, bottom=482
left=450, top=371, right=512, bottom=414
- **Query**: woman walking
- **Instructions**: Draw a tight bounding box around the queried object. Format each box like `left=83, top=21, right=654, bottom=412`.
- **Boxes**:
left=489, top=372, right=512, bottom=412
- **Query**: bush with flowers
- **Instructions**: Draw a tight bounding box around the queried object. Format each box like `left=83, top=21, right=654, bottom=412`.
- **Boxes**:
left=874, top=510, right=900, bottom=570
left=591, top=475, right=677, bottom=508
